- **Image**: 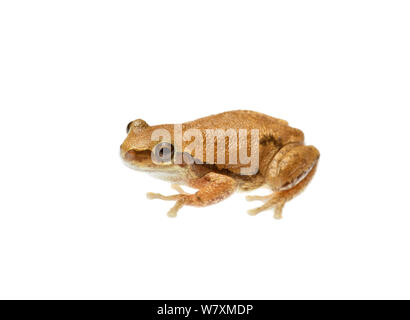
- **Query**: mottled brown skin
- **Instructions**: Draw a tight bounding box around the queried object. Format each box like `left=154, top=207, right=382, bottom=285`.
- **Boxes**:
left=120, top=110, right=320, bottom=219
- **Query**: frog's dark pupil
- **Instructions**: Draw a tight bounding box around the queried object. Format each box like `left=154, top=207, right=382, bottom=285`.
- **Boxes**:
left=155, top=143, right=174, bottom=162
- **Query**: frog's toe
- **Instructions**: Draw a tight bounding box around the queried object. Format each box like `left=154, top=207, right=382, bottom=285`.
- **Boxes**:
left=247, top=204, right=271, bottom=216
left=147, top=192, right=159, bottom=199
left=247, top=208, right=262, bottom=216
left=246, top=195, right=271, bottom=202
left=171, top=184, right=188, bottom=194
left=273, top=200, right=285, bottom=219
left=167, top=200, right=184, bottom=218
left=146, top=192, right=186, bottom=217
left=146, top=192, right=182, bottom=201
left=146, top=192, right=167, bottom=200
left=247, top=196, right=286, bottom=218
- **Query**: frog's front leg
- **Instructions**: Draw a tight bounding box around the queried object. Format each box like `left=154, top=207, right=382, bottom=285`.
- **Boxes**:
left=147, top=172, right=237, bottom=217
left=247, top=144, right=320, bottom=219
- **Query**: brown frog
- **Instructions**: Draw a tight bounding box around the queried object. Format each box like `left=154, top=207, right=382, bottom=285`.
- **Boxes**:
left=120, top=110, right=319, bottom=219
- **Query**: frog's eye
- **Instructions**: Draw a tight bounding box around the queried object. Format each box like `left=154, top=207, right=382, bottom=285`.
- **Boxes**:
left=153, top=142, right=174, bottom=163
left=126, top=121, right=133, bottom=134
left=126, top=119, right=149, bottom=134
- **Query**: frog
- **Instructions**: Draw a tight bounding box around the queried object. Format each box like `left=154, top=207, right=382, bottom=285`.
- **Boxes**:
left=120, top=110, right=319, bottom=219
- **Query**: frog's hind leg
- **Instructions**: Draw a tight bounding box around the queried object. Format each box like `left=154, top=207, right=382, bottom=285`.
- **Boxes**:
left=246, top=162, right=318, bottom=219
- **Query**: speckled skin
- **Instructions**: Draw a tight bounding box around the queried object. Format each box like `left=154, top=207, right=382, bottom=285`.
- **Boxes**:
left=120, top=110, right=319, bottom=219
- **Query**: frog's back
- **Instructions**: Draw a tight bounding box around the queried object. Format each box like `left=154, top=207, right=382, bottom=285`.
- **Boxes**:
left=183, top=110, right=304, bottom=145
left=183, top=110, right=286, bottom=130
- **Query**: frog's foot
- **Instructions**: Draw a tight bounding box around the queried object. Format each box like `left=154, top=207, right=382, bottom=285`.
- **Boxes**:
left=247, top=155, right=320, bottom=219
left=146, top=185, right=188, bottom=218
left=146, top=192, right=185, bottom=217
left=247, top=194, right=286, bottom=219
left=147, top=173, right=236, bottom=218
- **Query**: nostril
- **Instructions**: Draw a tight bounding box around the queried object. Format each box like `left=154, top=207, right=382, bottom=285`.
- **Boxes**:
left=124, top=149, right=138, bottom=161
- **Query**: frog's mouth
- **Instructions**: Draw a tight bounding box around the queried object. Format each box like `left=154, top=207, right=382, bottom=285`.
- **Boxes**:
left=279, top=160, right=317, bottom=191
left=123, top=150, right=151, bottom=163
left=120, top=149, right=179, bottom=172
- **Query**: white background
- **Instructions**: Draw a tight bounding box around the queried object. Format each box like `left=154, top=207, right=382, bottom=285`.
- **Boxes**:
left=1, top=1, right=409, bottom=299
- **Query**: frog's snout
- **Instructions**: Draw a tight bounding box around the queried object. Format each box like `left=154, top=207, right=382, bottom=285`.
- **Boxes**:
left=120, top=144, right=125, bottom=158
left=120, top=143, right=136, bottom=161
left=124, top=149, right=138, bottom=161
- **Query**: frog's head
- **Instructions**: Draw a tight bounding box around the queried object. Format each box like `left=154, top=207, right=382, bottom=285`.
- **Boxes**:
left=120, top=119, right=182, bottom=175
